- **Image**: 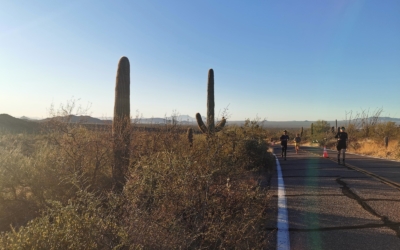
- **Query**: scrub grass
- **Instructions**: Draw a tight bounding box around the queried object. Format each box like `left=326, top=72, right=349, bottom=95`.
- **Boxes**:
left=0, top=118, right=275, bottom=249
left=347, top=139, right=400, bottom=160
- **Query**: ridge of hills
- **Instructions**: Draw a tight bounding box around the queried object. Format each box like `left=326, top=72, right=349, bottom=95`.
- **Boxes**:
left=1, top=114, right=400, bottom=134
left=39, top=115, right=111, bottom=124
left=0, top=114, right=41, bottom=133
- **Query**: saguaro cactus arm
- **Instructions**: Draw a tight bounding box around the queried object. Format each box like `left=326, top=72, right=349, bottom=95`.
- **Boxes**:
left=215, top=117, right=226, bottom=132
left=196, top=113, right=208, bottom=133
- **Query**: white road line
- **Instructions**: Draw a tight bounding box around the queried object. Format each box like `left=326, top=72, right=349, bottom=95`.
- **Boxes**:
left=275, top=154, right=290, bottom=250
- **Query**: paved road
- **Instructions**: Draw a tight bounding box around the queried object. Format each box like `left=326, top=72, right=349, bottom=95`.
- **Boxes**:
left=265, top=145, right=400, bottom=250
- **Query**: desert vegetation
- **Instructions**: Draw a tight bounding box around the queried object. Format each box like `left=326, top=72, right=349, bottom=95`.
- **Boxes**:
left=1, top=54, right=397, bottom=249
left=0, top=57, right=275, bottom=249
left=341, top=109, right=400, bottom=159
left=283, top=109, right=400, bottom=160
left=0, top=115, right=274, bottom=249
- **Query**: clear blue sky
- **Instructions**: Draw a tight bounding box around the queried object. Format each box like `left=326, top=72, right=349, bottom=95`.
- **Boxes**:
left=1, top=0, right=399, bottom=121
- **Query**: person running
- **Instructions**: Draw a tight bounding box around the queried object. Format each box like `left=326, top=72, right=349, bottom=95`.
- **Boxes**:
left=280, top=130, right=290, bottom=160
left=294, top=133, right=301, bottom=154
left=335, top=127, right=348, bottom=165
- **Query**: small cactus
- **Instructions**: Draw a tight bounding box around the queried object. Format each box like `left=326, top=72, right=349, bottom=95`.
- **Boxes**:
left=335, top=119, right=338, bottom=132
left=384, top=136, right=389, bottom=148
left=300, top=127, right=303, bottom=137
left=112, top=56, right=131, bottom=192
left=196, top=69, right=226, bottom=134
left=311, top=123, right=313, bottom=135
left=187, top=128, right=193, bottom=147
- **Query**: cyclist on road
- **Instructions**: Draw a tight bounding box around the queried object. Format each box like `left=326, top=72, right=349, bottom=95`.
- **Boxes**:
left=335, top=127, right=348, bottom=165
left=280, top=130, right=290, bottom=160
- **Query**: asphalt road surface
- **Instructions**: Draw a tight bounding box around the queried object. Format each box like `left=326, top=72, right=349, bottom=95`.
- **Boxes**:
left=265, top=145, right=400, bottom=250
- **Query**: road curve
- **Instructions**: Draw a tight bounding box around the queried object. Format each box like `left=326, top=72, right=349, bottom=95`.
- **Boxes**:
left=265, top=145, right=400, bottom=250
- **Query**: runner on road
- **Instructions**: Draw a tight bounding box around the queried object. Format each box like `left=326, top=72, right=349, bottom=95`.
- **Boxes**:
left=294, top=133, right=301, bottom=154
left=280, top=130, right=290, bottom=160
left=335, top=127, right=348, bottom=165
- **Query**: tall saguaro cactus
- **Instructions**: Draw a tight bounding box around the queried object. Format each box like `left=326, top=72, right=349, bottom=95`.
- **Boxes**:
left=196, top=69, right=226, bottom=134
left=112, top=56, right=131, bottom=191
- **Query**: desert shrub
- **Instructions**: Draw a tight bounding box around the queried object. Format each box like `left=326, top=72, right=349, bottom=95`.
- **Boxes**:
left=0, top=122, right=115, bottom=232
left=121, top=121, right=272, bottom=248
left=0, top=190, right=125, bottom=250
left=306, top=120, right=333, bottom=146
left=0, top=116, right=274, bottom=249
left=373, top=121, right=399, bottom=140
left=341, top=109, right=400, bottom=157
left=293, top=125, right=325, bottom=145
left=0, top=133, right=63, bottom=231
left=43, top=119, right=114, bottom=188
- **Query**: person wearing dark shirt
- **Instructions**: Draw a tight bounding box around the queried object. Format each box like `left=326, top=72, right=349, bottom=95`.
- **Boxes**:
left=280, top=130, right=290, bottom=160
left=335, top=127, right=348, bottom=165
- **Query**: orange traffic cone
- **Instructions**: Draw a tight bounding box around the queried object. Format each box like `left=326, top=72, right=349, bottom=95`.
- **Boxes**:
left=323, top=146, right=329, bottom=158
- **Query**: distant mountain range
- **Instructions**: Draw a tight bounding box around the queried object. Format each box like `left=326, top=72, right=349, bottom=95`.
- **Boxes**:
left=250, top=117, right=400, bottom=128
left=20, top=115, right=207, bottom=125
left=0, top=114, right=40, bottom=133
left=39, top=115, right=111, bottom=124
left=1, top=114, right=399, bottom=134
